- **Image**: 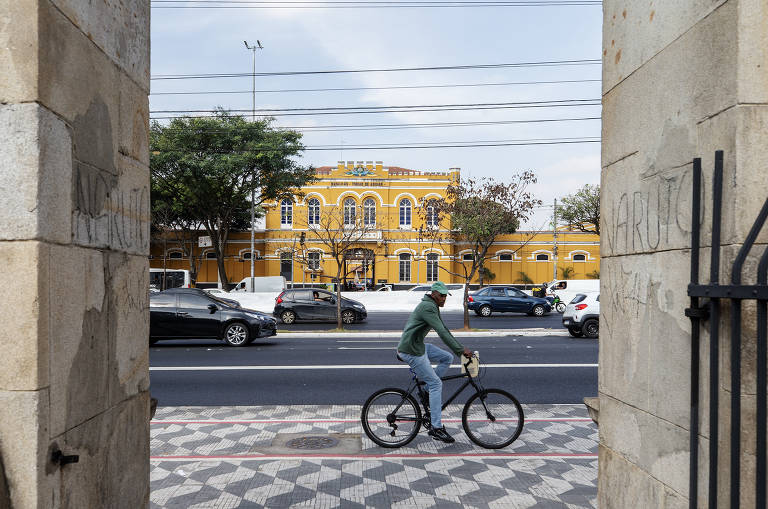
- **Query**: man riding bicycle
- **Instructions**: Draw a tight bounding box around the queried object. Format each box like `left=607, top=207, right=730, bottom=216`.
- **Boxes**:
left=397, top=281, right=472, bottom=444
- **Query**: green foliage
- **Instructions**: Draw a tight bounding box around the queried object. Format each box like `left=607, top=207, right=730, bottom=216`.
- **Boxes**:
left=150, top=110, right=316, bottom=285
left=559, top=266, right=575, bottom=279
left=586, top=269, right=600, bottom=279
left=556, top=184, right=600, bottom=235
left=517, top=272, right=534, bottom=284
left=479, top=267, right=495, bottom=284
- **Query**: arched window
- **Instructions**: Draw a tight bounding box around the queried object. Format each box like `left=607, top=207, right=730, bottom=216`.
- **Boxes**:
left=426, top=253, right=439, bottom=281
left=399, top=253, right=411, bottom=281
left=241, top=252, right=252, bottom=260
left=399, top=199, right=412, bottom=227
left=462, top=253, right=474, bottom=261
left=343, top=197, right=356, bottom=225
left=499, top=253, right=513, bottom=261
left=426, top=200, right=438, bottom=227
left=281, top=199, right=293, bottom=226
left=536, top=253, right=549, bottom=261
left=363, top=198, right=376, bottom=226
left=573, top=253, right=587, bottom=261
left=307, top=198, right=320, bottom=225
left=205, top=252, right=217, bottom=259
left=168, top=251, right=183, bottom=259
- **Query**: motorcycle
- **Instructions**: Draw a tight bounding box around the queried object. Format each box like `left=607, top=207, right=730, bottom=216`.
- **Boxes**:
left=553, top=295, right=566, bottom=313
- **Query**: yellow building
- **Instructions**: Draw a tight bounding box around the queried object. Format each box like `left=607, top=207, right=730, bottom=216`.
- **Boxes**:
left=150, top=161, right=600, bottom=287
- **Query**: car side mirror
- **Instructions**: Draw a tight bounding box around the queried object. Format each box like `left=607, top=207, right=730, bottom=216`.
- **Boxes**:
left=207, top=304, right=217, bottom=313
left=330, top=297, right=336, bottom=304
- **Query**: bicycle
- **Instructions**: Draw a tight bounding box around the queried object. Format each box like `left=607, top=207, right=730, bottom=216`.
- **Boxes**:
left=360, top=352, right=524, bottom=449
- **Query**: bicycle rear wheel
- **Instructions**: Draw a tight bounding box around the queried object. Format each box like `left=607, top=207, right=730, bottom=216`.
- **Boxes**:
left=361, top=388, right=422, bottom=448
left=462, top=389, right=524, bottom=449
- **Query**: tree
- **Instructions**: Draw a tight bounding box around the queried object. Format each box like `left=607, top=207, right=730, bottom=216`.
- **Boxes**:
left=559, top=266, right=575, bottom=280
left=556, top=184, right=600, bottom=235
left=420, top=173, right=541, bottom=329
left=517, top=271, right=534, bottom=285
left=289, top=204, right=378, bottom=329
left=150, top=111, right=316, bottom=288
left=586, top=269, right=600, bottom=279
left=151, top=175, right=204, bottom=284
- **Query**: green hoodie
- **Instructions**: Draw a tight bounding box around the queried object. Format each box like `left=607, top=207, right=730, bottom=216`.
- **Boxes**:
left=397, top=295, right=464, bottom=356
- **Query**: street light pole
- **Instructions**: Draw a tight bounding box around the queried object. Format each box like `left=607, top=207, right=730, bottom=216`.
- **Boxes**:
left=553, top=198, right=558, bottom=281
left=244, top=40, right=263, bottom=290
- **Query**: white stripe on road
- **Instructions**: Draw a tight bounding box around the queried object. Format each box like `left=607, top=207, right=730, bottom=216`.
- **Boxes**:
left=336, top=340, right=399, bottom=343
left=337, top=347, right=397, bottom=350
left=150, top=363, right=597, bottom=371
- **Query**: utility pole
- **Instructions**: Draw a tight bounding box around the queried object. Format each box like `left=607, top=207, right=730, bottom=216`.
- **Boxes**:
left=244, top=40, right=263, bottom=290
left=553, top=198, right=558, bottom=281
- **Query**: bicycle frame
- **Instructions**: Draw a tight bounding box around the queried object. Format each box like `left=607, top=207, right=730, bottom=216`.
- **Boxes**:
left=401, top=361, right=489, bottom=419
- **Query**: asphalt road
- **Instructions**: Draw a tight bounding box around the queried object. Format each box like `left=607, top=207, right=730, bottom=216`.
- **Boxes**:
left=275, top=310, right=564, bottom=331
left=149, top=332, right=597, bottom=406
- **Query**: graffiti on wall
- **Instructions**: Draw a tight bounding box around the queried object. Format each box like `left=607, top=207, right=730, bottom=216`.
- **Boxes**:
left=73, top=163, right=149, bottom=254
left=603, top=167, right=703, bottom=256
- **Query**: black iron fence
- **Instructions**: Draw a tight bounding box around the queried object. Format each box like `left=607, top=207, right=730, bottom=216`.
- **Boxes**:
left=687, top=150, right=768, bottom=508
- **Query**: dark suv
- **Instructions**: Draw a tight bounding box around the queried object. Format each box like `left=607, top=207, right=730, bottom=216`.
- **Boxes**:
left=150, top=288, right=277, bottom=346
left=467, top=286, right=551, bottom=317
left=273, top=289, right=367, bottom=324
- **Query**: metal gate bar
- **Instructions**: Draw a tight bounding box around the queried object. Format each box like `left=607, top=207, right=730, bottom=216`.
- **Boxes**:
left=687, top=150, right=768, bottom=508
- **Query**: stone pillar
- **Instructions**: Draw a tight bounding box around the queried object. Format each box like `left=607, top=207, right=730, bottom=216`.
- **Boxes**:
left=0, top=0, right=150, bottom=507
left=601, top=0, right=768, bottom=507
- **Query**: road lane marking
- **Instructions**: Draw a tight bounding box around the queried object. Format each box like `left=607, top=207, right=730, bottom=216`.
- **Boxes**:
left=150, top=363, right=598, bottom=371
left=337, top=347, right=396, bottom=350
left=336, top=340, right=399, bottom=343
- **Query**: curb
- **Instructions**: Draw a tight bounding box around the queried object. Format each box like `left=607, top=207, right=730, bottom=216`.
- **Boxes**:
left=274, top=328, right=572, bottom=338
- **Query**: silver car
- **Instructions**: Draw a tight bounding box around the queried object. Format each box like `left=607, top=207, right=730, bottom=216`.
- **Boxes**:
left=562, top=292, right=600, bottom=338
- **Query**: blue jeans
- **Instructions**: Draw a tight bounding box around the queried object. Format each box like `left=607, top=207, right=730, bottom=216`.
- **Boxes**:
left=398, top=344, right=454, bottom=429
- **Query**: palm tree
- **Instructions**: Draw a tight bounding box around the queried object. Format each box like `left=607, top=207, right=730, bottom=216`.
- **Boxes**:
left=517, top=271, right=533, bottom=284
left=559, top=266, right=575, bottom=279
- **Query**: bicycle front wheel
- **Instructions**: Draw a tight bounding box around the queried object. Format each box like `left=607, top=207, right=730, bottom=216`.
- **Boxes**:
left=462, top=389, right=524, bottom=449
left=361, top=388, right=422, bottom=448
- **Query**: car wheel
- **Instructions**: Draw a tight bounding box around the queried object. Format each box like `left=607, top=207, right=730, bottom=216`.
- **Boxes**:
left=280, top=310, right=296, bottom=324
left=583, top=318, right=599, bottom=339
left=556, top=302, right=566, bottom=313
left=479, top=305, right=492, bottom=317
left=568, top=326, right=583, bottom=337
left=341, top=310, right=356, bottom=324
left=223, top=322, right=250, bottom=346
left=532, top=304, right=545, bottom=317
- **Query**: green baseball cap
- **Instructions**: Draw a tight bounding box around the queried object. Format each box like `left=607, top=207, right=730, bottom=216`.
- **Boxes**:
left=430, top=281, right=452, bottom=295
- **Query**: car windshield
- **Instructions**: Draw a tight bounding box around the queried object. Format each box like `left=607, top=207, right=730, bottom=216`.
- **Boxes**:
left=208, top=294, right=236, bottom=307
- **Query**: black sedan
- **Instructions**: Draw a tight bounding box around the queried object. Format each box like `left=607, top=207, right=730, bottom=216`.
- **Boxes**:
left=150, top=288, right=277, bottom=346
left=273, top=288, right=367, bottom=324
left=467, top=286, right=552, bottom=317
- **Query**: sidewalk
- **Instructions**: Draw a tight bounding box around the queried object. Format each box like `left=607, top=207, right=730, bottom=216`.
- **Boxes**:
left=150, top=404, right=598, bottom=508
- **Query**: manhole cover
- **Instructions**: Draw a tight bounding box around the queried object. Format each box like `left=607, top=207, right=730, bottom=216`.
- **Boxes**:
left=285, top=436, right=340, bottom=450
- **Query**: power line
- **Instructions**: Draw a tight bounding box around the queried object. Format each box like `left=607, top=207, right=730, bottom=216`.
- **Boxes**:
left=150, top=98, right=600, bottom=114
left=150, top=58, right=601, bottom=80
left=152, top=0, right=602, bottom=8
left=150, top=101, right=601, bottom=119
left=149, top=78, right=601, bottom=96
left=152, top=116, right=601, bottom=133
left=151, top=136, right=601, bottom=151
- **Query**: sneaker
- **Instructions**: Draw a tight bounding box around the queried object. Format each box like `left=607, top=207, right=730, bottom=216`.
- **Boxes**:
left=428, top=427, right=455, bottom=444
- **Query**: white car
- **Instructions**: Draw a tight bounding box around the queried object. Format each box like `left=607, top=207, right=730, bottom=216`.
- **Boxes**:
left=562, top=292, right=600, bottom=338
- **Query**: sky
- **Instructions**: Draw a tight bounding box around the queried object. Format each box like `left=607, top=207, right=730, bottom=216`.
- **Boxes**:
left=150, top=0, right=603, bottom=228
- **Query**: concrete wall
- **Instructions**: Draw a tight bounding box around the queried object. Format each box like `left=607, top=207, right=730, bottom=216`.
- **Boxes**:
left=0, top=0, right=150, bottom=507
left=600, top=0, right=768, bottom=507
